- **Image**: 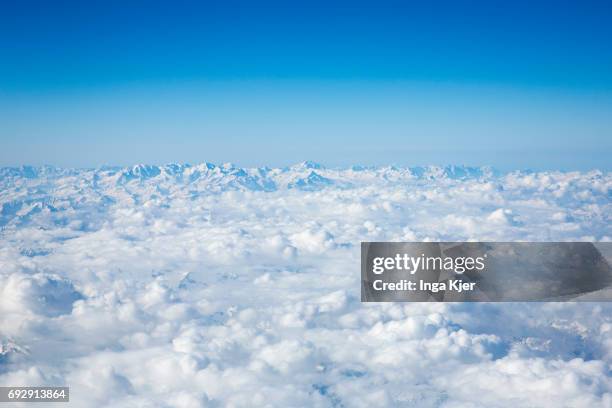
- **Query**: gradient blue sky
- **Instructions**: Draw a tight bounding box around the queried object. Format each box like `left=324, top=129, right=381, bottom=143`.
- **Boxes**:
left=1, top=0, right=611, bottom=170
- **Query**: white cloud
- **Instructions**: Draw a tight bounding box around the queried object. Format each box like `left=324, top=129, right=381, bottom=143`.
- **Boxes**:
left=0, top=163, right=611, bottom=406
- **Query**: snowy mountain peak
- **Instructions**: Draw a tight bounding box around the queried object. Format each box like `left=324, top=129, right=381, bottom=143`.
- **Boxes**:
left=294, top=160, right=324, bottom=170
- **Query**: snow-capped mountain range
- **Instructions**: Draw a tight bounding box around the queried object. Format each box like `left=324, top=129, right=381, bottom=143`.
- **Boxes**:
left=1, top=162, right=609, bottom=231
left=1, top=161, right=497, bottom=191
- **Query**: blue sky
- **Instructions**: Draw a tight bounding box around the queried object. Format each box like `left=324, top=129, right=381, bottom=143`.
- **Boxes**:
left=1, top=0, right=611, bottom=169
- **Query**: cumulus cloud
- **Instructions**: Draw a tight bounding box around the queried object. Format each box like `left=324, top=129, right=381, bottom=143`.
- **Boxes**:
left=0, top=163, right=611, bottom=407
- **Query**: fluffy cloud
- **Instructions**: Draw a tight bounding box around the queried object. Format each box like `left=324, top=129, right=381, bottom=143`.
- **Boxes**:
left=0, top=163, right=611, bottom=407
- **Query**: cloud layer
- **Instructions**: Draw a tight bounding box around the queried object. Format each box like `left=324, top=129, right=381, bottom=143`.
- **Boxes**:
left=1, top=163, right=611, bottom=407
